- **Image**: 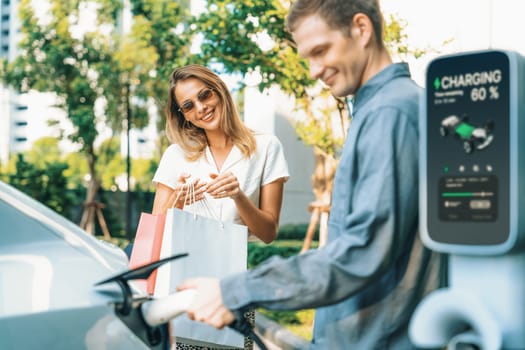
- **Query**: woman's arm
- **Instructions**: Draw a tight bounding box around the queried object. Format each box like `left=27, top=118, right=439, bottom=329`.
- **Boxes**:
left=237, top=180, right=285, bottom=243
left=152, top=182, right=178, bottom=215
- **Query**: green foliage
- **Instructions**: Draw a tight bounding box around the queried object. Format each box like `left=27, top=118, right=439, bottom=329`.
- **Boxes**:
left=98, top=190, right=125, bottom=237
left=124, top=0, right=192, bottom=113
left=23, top=137, right=63, bottom=168
left=132, top=157, right=158, bottom=192
left=63, top=151, right=89, bottom=189
left=248, top=235, right=316, bottom=269
left=192, top=0, right=312, bottom=95
left=259, top=309, right=302, bottom=325
left=4, top=139, right=85, bottom=219
left=7, top=154, right=78, bottom=218
left=248, top=243, right=300, bottom=268
left=96, top=137, right=125, bottom=189
left=384, top=14, right=429, bottom=60
left=294, top=103, right=345, bottom=157
left=277, top=223, right=314, bottom=240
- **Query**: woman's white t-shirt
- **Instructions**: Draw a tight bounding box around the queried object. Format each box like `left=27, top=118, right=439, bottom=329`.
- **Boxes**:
left=153, top=133, right=289, bottom=239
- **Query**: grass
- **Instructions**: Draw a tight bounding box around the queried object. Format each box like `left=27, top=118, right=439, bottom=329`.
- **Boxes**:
left=258, top=308, right=315, bottom=340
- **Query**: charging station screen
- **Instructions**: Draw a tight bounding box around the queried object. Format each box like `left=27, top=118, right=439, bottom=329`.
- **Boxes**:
left=426, top=51, right=510, bottom=245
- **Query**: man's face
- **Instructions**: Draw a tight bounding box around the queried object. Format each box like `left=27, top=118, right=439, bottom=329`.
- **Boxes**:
left=292, top=13, right=366, bottom=97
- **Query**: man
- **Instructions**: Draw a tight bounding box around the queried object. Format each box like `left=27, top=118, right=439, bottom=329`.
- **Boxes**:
left=178, top=0, right=441, bottom=348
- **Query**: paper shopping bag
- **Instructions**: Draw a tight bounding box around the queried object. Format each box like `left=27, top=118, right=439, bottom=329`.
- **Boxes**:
left=129, top=212, right=166, bottom=294
left=154, top=207, right=247, bottom=348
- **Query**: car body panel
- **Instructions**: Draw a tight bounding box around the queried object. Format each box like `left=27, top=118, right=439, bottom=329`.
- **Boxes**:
left=0, top=181, right=152, bottom=349
left=0, top=306, right=149, bottom=350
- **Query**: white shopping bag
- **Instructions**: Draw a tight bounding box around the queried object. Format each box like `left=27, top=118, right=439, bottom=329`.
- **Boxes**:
left=154, top=205, right=247, bottom=348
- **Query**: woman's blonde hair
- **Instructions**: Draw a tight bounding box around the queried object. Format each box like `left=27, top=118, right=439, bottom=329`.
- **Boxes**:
left=166, top=64, right=256, bottom=161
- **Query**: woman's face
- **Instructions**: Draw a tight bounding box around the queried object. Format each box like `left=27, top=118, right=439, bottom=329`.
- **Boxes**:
left=174, top=78, right=222, bottom=132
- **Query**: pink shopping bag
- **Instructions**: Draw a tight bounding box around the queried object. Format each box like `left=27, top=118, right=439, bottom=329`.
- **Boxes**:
left=129, top=212, right=166, bottom=294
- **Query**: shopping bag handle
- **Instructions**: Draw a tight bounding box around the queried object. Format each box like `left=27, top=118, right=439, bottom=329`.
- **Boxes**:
left=178, top=181, right=224, bottom=225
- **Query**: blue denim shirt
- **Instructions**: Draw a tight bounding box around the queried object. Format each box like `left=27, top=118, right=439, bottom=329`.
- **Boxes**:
left=221, top=63, right=441, bottom=349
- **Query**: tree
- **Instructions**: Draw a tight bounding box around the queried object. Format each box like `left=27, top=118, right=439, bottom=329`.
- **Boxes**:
left=0, top=0, right=110, bottom=233
left=126, top=0, right=193, bottom=140
left=0, top=0, right=189, bottom=236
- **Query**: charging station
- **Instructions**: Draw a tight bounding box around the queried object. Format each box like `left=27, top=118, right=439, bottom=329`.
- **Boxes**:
left=409, top=50, right=525, bottom=349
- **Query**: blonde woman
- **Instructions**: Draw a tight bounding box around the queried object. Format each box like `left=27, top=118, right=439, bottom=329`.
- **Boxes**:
left=152, top=64, right=289, bottom=349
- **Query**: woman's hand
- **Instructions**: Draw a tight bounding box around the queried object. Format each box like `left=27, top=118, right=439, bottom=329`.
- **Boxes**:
left=169, top=174, right=208, bottom=208
left=206, top=172, right=242, bottom=199
left=153, top=174, right=208, bottom=214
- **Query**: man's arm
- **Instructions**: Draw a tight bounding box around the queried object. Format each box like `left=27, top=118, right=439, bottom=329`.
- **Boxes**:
left=178, top=107, right=419, bottom=327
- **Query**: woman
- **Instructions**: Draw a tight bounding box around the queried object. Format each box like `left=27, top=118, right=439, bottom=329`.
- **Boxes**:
left=152, top=64, right=289, bottom=349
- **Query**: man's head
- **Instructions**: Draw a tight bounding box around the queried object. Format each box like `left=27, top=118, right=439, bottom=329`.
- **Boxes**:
left=286, top=0, right=388, bottom=97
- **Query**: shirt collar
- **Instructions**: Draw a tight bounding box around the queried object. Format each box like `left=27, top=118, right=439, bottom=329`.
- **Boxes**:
left=351, top=62, right=411, bottom=113
left=204, top=144, right=242, bottom=173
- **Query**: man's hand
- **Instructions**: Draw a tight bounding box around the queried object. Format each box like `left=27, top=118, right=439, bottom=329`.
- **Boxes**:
left=177, top=277, right=236, bottom=329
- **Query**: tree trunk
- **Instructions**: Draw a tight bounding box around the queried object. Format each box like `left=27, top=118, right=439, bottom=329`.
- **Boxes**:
left=301, top=146, right=337, bottom=252
left=79, top=150, right=102, bottom=235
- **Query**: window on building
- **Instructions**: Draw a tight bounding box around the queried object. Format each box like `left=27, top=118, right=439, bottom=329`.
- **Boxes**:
left=15, top=105, right=28, bottom=111
left=15, top=120, right=28, bottom=126
left=14, top=137, right=27, bottom=142
left=1, top=14, right=9, bottom=21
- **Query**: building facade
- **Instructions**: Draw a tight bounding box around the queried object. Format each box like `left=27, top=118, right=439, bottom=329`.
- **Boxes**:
left=0, top=0, right=74, bottom=165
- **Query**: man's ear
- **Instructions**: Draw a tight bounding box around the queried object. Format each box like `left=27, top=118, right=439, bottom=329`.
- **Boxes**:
left=351, top=13, right=374, bottom=47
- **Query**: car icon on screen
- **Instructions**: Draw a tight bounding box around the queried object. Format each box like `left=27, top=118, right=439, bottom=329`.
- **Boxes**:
left=440, top=115, right=494, bottom=154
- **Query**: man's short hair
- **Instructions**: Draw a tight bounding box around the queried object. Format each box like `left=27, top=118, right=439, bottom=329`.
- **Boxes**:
left=286, top=0, right=384, bottom=44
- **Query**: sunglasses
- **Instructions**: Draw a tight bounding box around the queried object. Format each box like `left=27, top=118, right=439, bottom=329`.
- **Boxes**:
left=177, top=88, right=215, bottom=115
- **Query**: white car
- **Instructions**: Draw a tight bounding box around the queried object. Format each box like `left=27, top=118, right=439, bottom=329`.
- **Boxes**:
left=0, top=180, right=177, bottom=349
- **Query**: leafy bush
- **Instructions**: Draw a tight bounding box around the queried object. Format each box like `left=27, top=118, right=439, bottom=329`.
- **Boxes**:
left=7, top=154, right=80, bottom=219
left=277, top=223, right=317, bottom=240
left=248, top=223, right=320, bottom=268
left=248, top=243, right=301, bottom=268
